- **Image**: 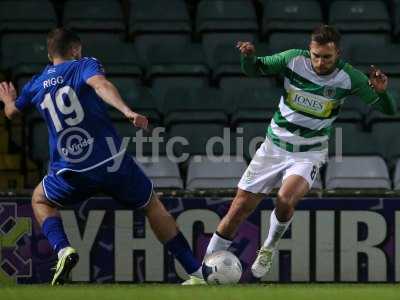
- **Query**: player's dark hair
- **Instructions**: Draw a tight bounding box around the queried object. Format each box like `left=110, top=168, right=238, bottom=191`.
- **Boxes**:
left=47, top=28, right=81, bottom=58
left=311, top=25, right=341, bottom=48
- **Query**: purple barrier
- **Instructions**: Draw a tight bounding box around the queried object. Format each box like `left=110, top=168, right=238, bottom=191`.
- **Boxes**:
left=0, top=197, right=399, bottom=284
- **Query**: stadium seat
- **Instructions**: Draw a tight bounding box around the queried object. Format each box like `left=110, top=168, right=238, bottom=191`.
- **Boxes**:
left=162, top=87, right=227, bottom=126
left=1, top=33, right=48, bottom=78
left=0, top=173, right=24, bottom=190
left=236, top=122, right=267, bottom=160
left=107, top=84, right=161, bottom=125
left=79, top=34, right=141, bottom=76
left=211, top=42, right=269, bottom=80
left=371, top=121, right=400, bottom=161
left=395, top=0, right=400, bottom=37
left=167, top=123, right=226, bottom=156
left=29, top=120, right=49, bottom=170
left=220, top=76, right=277, bottom=114
left=63, top=0, right=124, bottom=32
left=128, top=0, right=191, bottom=35
left=340, top=33, right=391, bottom=61
left=393, top=158, right=400, bottom=190
left=135, top=156, right=184, bottom=189
left=325, top=156, right=391, bottom=189
left=0, top=153, right=24, bottom=189
left=0, top=125, right=8, bottom=153
left=329, top=1, right=391, bottom=33
left=108, top=77, right=142, bottom=101
left=364, top=89, right=400, bottom=125
left=186, top=155, right=247, bottom=189
left=267, top=33, right=310, bottom=54
left=146, top=44, right=209, bottom=79
left=351, top=44, right=400, bottom=76
left=329, top=122, right=376, bottom=157
left=202, top=33, right=257, bottom=70
left=196, top=0, right=258, bottom=34
left=231, top=87, right=283, bottom=124
left=134, top=34, right=191, bottom=68
left=211, top=43, right=243, bottom=80
left=151, top=77, right=209, bottom=108
left=261, top=0, right=323, bottom=37
left=113, top=121, right=166, bottom=156
left=388, top=78, right=400, bottom=93
left=0, top=0, right=57, bottom=33
left=336, top=95, right=369, bottom=122
left=0, top=154, right=20, bottom=171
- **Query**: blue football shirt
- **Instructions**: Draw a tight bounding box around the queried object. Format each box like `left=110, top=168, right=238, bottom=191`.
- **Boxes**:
left=15, top=57, right=124, bottom=174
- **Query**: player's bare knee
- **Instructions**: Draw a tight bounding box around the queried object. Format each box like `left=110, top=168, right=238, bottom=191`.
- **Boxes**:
left=276, top=191, right=295, bottom=208
left=32, top=186, right=42, bottom=205
left=31, top=184, right=49, bottom=207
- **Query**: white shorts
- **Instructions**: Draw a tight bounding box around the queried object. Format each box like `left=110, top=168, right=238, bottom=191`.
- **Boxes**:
left=238, top=137, right=327, bottom=194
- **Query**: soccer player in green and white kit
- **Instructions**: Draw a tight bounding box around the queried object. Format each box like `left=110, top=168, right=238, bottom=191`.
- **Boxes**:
left=205, top=25, right=397, bottom=279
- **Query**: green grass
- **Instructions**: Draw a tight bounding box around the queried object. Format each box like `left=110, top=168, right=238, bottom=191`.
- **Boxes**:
left=2, top=284, right=400, bottom=300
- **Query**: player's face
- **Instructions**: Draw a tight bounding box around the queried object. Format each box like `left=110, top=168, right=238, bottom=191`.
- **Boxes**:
left=309, top=41, right=339, bottom=75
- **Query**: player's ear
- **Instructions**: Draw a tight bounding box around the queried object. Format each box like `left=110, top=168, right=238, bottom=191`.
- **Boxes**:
left=48, top=53, right=53, bottom=63
left=334, top=43, right=340, bottom=56
left=336, top=47, right=341, bottom=58
left=72, top=45, right=82, bottom=59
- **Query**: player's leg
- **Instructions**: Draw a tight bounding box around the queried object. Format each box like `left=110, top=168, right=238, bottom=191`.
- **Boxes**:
left=109, top=155, right=205, bottom=283
left=32, top=180, right=79, bottom=285
left=205, top=139, right=284, bottom=256
left=205, top=189, right=264, bottom=256
left=251, top=162, right=316, bottom=278
left=265, top=174, right=309, bottom=248
left=143, top=191, right=205, bottom=284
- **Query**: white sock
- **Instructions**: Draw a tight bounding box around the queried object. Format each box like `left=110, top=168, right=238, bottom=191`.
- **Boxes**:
left=57, top=247, right=69, bottom=259
left=190, top=267, right=204, bottom=279
left=263, top=209, right=293, bottom=249
left=205, top=232, right=232, bottom=256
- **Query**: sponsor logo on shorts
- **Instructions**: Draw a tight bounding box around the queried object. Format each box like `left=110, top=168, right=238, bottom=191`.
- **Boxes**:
left=245, top=170, right=255, bottom=184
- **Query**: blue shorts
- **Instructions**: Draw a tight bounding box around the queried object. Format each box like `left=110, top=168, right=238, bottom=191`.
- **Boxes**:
left=42, top=154, right=153, bottom=209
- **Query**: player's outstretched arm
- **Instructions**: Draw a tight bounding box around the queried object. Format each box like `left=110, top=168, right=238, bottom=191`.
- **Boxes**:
left=351, top=65, right=397, bottom=116
left=0, top=81, right=20, bottom=120
left=237, top=43, right=303, bottom=78
left=368, top=65, right=397, bottom=115
left=87, top=75, right=148, bottom=129
left=237, top=41, right=259, bottom=77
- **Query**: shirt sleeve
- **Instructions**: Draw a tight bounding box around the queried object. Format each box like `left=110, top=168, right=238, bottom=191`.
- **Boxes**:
left=15, top=80, right=34, bottom=111
left=81, top=57, right=105, bottom=82
left=347, top=64, right=397, bottom=115
left=241, top=49, right=305, bottom=77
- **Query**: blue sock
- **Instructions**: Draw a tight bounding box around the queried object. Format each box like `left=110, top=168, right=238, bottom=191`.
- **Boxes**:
left=164, top=231, right=201, bottom=275
left=42, top=216, right=70, bottom=254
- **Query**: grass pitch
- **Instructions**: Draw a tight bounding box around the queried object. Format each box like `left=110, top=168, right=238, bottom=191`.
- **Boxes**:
left=2, top=284, right=400, bottom=300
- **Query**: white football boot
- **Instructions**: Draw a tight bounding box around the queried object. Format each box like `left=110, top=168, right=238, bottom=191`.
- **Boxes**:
left=181, top=276, right=207, bottom=285
left=251, top=247, right=275, bottom=278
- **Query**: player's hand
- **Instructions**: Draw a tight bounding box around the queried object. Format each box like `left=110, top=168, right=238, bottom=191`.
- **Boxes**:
left=0, top=81, right=17, bottom=104
left=236, top=41, right=255, bottom=56
left=126, top=111, right=149, bottom=130
left=368, top=65, right=388, bottom=93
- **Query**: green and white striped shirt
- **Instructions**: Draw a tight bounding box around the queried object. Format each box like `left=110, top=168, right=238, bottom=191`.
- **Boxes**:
left=241, top=49, right=396, bottom=152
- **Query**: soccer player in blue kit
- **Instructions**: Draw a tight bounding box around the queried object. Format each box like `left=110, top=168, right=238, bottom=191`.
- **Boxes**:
left=0, top=28, right=204, bottom=285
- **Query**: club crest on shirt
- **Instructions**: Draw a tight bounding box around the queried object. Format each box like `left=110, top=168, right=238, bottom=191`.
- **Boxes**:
left=323, top=86, right=336, bottom=98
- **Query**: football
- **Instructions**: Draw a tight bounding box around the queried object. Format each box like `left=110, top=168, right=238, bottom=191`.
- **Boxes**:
left=202, top=250, right=242, bottom=284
